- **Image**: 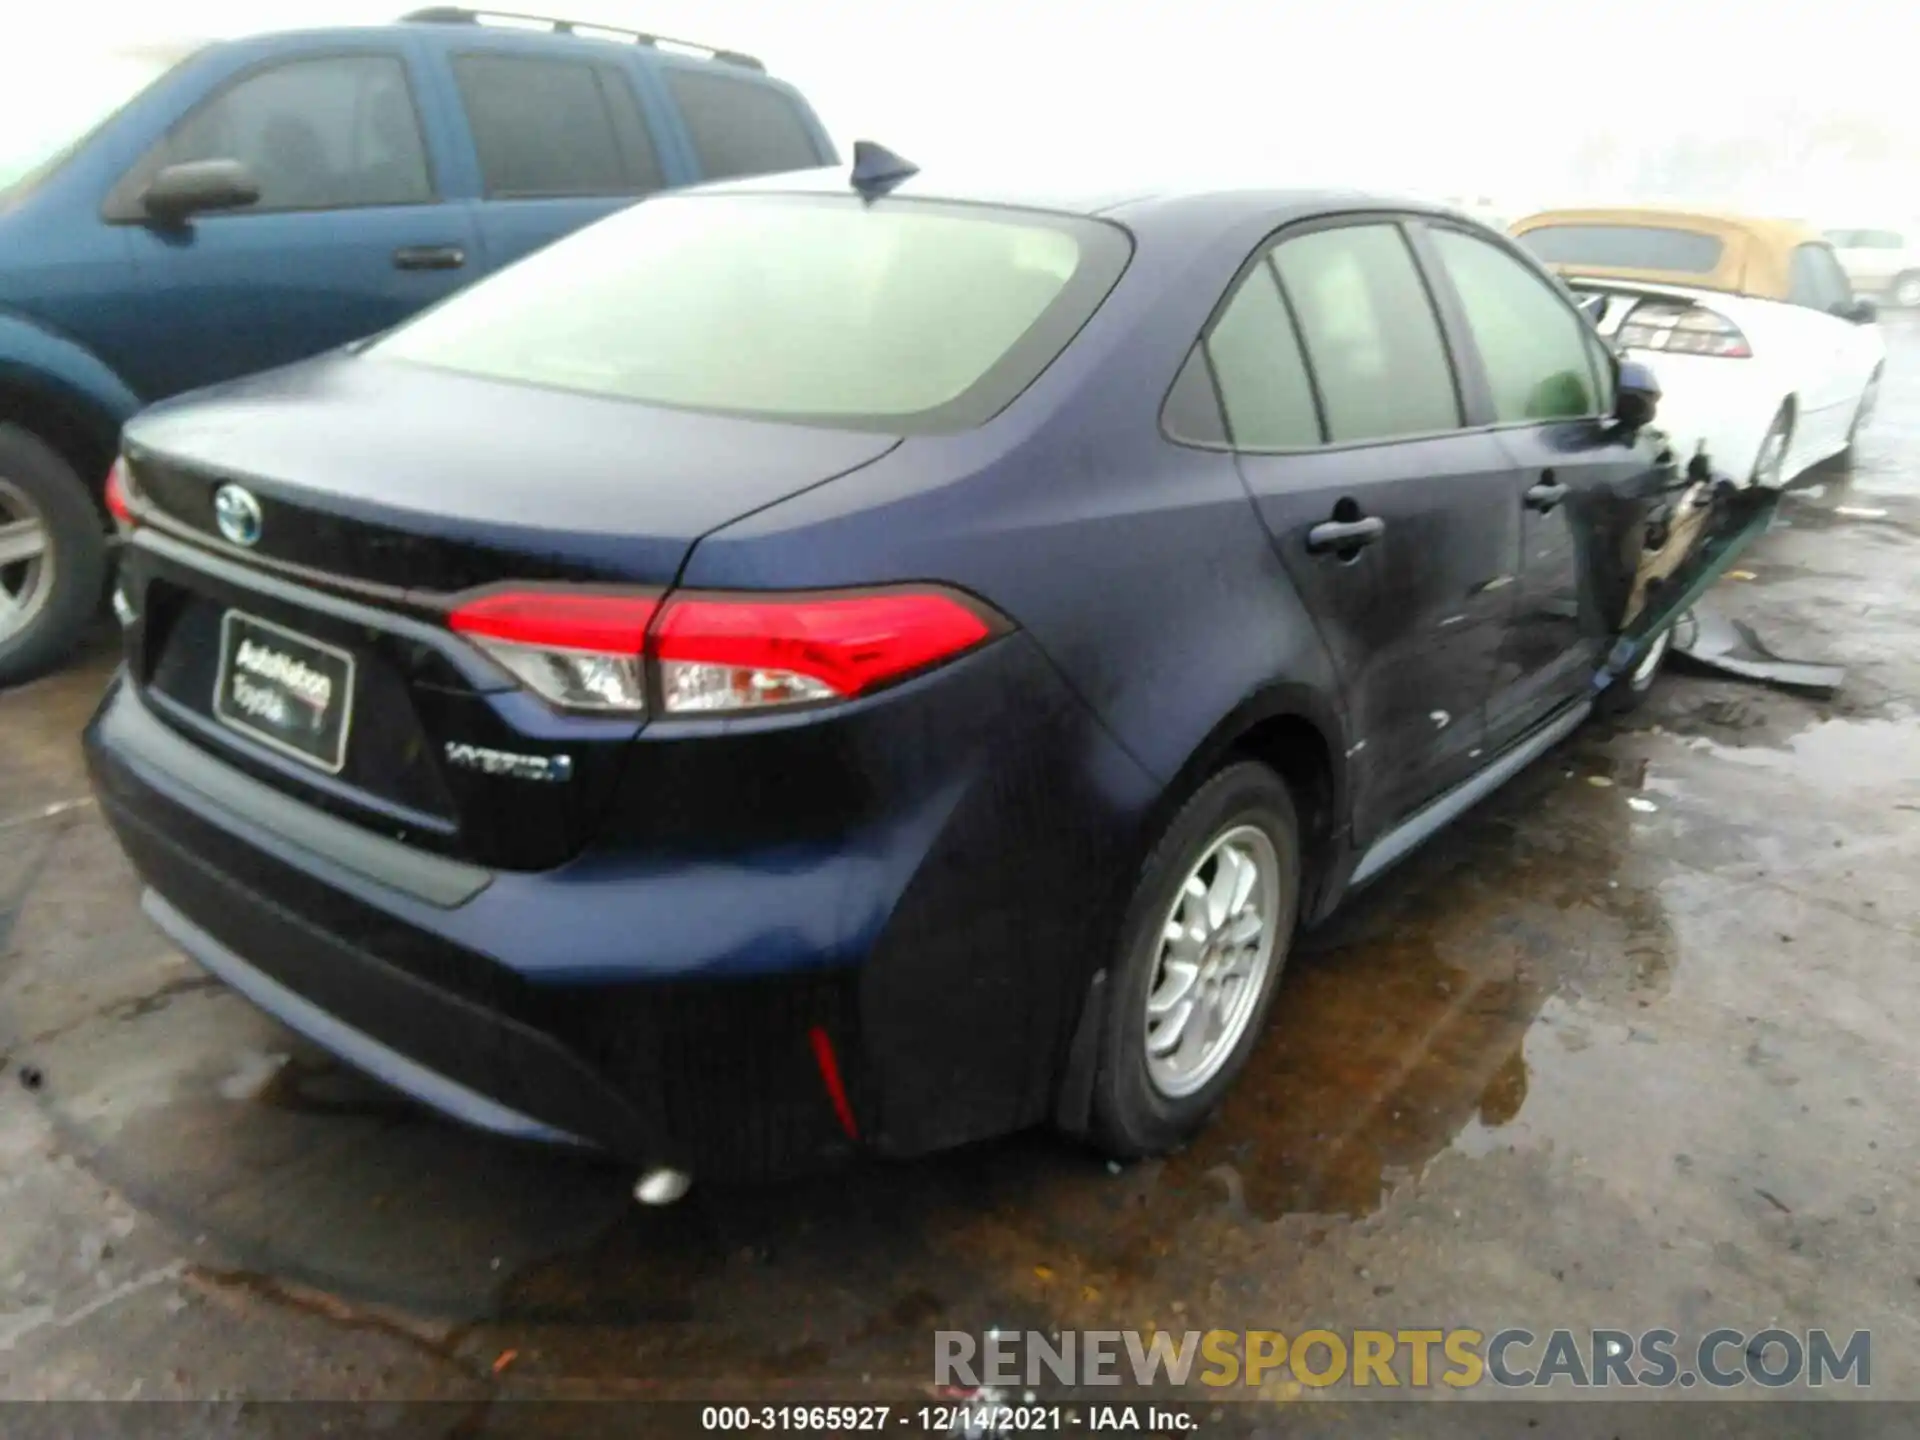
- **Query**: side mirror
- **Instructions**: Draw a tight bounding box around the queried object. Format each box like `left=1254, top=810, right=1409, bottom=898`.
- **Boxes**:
left=1834, top=296, right=1878, bottom=325
left=141, top=159, right=261, bottom=224
left=1615, top=358, right=1660, bottom=431
left=1576, top=293, right=1608, bottom=327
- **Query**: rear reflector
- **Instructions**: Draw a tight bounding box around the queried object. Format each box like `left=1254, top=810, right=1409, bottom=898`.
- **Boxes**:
left=446, top=585, right=997, bottom=717
left=104, top=458, right=135, bottom=526
left=651, top=591, right=993, bottom=714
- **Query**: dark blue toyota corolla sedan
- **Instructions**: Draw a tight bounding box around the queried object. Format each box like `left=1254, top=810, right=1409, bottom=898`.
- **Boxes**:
left=85, top=161, right=1672, bottom=1191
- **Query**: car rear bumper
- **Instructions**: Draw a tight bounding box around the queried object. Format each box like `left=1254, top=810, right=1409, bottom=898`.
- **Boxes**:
left=1620, top=348, right=1785, bottom=485
left=87, top=676, right=872, bottom=1178
left=85, top=631, right=1158, bottom=1174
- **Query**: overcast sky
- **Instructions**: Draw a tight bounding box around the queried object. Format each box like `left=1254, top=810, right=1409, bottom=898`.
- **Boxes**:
left=8, top=0, right=1920, bottom=210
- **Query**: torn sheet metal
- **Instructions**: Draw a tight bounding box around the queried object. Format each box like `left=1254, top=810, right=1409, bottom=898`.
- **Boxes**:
left=1668, top=607, right=1845, bottom=697
left=1593, top=449, right=1781, bottom=697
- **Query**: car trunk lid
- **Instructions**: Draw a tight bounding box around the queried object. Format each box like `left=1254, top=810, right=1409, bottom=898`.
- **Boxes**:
left=117, top=355, right=902, bottom=872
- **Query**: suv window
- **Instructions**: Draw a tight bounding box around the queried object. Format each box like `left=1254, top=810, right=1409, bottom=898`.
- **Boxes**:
left=1200, top=260, right=1320, bottom=448
left=152, top=54, right=432, bottom=211
left=663, top=68, right=821, bottom=180
left=1429, top=227, right=1599, bottom=423
left=1789, top=243, right=1853, bottom=312
left=453, top=54, right=662, bottom=198
left=1271, top=223, right=1460, bottom=443
left=1863, top=229, right=1906, bottom=249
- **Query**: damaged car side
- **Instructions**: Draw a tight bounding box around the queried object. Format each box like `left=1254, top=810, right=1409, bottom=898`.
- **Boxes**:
left=84, top=176, right=1732, bottom=1189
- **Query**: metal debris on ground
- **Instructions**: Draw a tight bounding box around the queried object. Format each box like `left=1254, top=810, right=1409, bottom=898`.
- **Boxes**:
left=1834, top=506, right=1889, bottom=519
left=1670, top=607, right=1846, bottom=698
left=1628, top=797, right=1660, bottom=813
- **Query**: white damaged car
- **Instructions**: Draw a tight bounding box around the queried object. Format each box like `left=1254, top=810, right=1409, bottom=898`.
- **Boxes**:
left=1511, top=207, right=1884, bottom=488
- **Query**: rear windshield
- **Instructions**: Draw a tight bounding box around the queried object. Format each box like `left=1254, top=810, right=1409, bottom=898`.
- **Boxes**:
left=1517, top=224, right=1725, bottom=275
left=372, top=193, right=1131, bottom=433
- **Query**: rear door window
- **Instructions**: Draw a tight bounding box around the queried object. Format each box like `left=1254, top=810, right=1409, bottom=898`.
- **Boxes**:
left=1428, top=226, right=1600, bottom=423
left=453, top=54, right=662, bottom=198
left=141, top=54, right=433, bottom=212
left=1271, top=223, right=1461, bottom=444
left=1198, top=261, right=1320, bottom=449
left=663, top=68, right=822, bottom=180
left=1789, top=243, right=1853, bottom=311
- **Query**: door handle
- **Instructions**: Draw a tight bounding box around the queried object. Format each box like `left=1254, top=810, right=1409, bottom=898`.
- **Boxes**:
left=1524, top=481, right=1570, bottom=513
left=1306, top=515, right=1386, bottom=554
left=393, top=244, right=467, bottom=271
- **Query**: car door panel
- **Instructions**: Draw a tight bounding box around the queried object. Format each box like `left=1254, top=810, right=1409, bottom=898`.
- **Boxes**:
left=1414, top=220, right=1659, bottom=747
left=1237, top=438, right=1520, bottom=840
left=113, top=48, right=478, bottom=402
left=441, top=49, right=668, bottom=271
left=1197, top=218, right=1515, bottom=846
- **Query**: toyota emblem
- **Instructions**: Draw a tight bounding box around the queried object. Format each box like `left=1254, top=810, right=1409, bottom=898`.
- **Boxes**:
left=213, top=484, right=264, bottom=548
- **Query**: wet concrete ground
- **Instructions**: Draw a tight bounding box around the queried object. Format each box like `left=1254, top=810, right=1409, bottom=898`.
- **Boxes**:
left=3, top=322, right=1918, bottom=1429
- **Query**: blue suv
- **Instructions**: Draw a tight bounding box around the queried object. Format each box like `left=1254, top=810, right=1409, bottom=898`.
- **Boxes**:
left=0, top=7, right=836, bottom=684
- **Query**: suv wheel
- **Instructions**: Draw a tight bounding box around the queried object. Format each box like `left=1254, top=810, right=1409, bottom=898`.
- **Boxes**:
left=1088, top=761, right=1301, bottom=1158
left=1893, top=271, right=1920, bottom=310
left=0, top=425, right=107, bottom=688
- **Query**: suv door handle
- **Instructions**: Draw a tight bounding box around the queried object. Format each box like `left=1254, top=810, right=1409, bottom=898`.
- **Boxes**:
left=1524, top=481, right=1570, bottom=513
left=393, top=245, right=467, bottom=271
left=1306, top=516, right=1386, bottom=554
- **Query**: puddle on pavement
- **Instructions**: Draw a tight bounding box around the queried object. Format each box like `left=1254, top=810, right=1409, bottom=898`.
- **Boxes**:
left=14, top=710, right=1690, bottom=1389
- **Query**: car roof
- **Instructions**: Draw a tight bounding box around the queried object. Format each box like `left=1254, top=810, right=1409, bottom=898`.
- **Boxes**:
left=679, top=165, right=1478, bottom=234
left=225, top=10, right=776, bottom=77
left=1508, top=205, right=1829, bottom=302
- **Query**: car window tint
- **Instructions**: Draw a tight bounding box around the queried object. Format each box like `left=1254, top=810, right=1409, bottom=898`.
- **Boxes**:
left=1202, top=260, right=1320, bottom=448
left=1865, top=230, right=1904, bottom=248
left=454, top=55, right=658, bottom=198
left=1518, top=225, right=1724, bottom=274
left=1162, top=345, right=1227, bottom=446
left=1271, top=224, right=1459, bottom=443
left=663, top=68, right=821, bottom=181
left=1789, top=243, right=1852, bottom=311
left=161, top=55, right=431, bottom=211
left=1430, top=227, right=1598, bottom=423
left=373, top=193, right=1130, bottom=434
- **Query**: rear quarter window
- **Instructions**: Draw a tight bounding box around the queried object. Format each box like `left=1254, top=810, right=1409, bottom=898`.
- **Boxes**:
left=664, top=68, right=823, bottom=181
left=1518, top=225, right=1725, bottom=275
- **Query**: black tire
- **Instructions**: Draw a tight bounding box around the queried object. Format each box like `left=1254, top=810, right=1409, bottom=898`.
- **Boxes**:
left=1088, top=761, right=1301, bottom=1158
left=1833, top=365, right=1882, bottom=472
left=1597, top=621, right=1673, bottom=717
left=0, top=424, right=107, bottom=688
left=1749, top=404, right=1793, bottom=490
left=1891, top=271, right=1920, bottom=310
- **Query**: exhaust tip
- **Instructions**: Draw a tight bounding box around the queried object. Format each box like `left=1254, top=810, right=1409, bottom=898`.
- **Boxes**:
left=633, top=1167, right=692, bottom=1206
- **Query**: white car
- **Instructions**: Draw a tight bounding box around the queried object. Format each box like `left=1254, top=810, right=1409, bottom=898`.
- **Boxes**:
left=1822, top=225, right=1920, bottom=310
left=1510, top=208, right=1885, bottom=487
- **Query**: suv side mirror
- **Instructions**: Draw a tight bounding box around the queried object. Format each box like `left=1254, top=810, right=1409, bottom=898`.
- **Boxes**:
left=1576, top=293, right=1607, bottom=327
left=1615, top=358, right=1660, bottom=431
left=141, top=159, right=261, bottom=224
left=1834, top=296, right=1878, bottom=325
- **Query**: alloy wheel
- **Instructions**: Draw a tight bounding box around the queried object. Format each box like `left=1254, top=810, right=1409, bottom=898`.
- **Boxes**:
left=1143, top=823, right=1281, bottom=1099
left=0, top=477, right=55, bottom=647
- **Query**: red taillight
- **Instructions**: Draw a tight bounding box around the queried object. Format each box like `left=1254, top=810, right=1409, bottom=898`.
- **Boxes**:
left=651, top=590, right=993, bottom=714
left=448, top=590, right=659, bottom=652
left=444, top=585, right=996, bottom=716
left=448, top=590, right=658, bottom=713
left=104, top=458, right=135, bottom=526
